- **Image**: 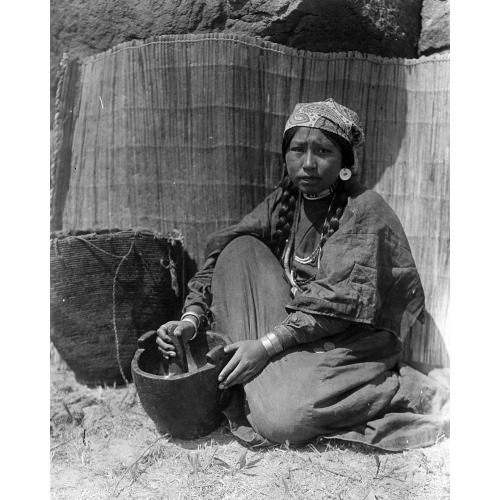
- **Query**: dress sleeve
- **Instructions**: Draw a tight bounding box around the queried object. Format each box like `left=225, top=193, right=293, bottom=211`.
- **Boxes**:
left=182, top=189, right=281, bottom=316
left=285, top=196, right=425, bottom=339
left=272, top=311, right=351, bottom=350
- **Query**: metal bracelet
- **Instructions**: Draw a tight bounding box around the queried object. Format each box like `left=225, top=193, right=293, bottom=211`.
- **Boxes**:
left=180, top=314, right=199, bottom=341
left=181, top=313, right=199, bottom=329
left=260, top=336, right=275, bottom=357
left=181, top=311, right=201, bottom=326
left=267, top=332, right=284, bottom=354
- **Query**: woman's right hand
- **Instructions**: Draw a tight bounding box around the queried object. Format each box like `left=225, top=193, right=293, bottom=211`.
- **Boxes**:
left=156, top=321, right=196, bottom=358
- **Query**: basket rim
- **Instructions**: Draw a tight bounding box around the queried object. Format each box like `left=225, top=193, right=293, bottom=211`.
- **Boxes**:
left=50, top=228, right=184, bottom=243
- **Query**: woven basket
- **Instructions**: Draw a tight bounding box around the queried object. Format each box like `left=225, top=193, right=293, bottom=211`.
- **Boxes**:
left=50, top=229, right=184, bottom=386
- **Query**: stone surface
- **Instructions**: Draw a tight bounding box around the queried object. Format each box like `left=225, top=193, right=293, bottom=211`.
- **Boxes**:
left=51, top=0, right=423, bottom=104
left=418, top=0, right=450, bottom=55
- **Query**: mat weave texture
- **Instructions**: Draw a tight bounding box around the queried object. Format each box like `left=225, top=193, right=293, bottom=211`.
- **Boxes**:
left=51, top=33, right=449, bottom=367
left=50, top=229, right=184, bottom=386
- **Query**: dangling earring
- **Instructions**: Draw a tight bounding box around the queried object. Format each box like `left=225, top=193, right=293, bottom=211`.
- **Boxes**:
left=339, top=167, right=352, bottom=181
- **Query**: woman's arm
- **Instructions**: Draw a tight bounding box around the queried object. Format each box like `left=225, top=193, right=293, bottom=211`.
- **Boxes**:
left=217, top=312, right=350, bottom=388
left=181, top=188, right=281, bottom=318
left=270, top=311, right=350, bottom=351
left=158, top=189, right=281, bottom=356
left=182, top=257, right=217, bottom=318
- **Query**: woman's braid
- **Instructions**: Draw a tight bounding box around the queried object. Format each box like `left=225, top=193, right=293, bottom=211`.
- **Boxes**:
left=272, top=176, right=298, bottom=257
left=318, top=183, right=348, bottom=250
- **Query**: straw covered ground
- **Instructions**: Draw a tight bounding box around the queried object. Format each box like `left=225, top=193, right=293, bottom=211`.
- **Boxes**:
left=50, top=362, right=449, bottom=500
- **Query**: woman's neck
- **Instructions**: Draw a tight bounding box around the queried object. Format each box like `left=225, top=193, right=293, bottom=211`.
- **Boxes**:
left=302, top=187, right=332, bottom=200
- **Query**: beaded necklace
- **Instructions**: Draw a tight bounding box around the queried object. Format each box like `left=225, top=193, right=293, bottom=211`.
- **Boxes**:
left=282, top=188, right=337, bottom=295
left=302, top=186, right=333, bottom=201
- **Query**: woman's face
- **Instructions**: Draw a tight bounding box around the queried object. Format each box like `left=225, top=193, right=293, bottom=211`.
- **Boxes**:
left=285, top=127, right=343, bottom=195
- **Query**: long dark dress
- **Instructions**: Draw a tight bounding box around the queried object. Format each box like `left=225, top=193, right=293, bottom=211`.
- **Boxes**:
left=183, top=181, right=449, bottom=451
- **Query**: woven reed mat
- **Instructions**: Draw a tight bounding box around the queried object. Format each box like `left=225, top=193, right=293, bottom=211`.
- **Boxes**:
left=51, top=33, right=449, bottom=367
left=50, top=229, right=184, bottom=386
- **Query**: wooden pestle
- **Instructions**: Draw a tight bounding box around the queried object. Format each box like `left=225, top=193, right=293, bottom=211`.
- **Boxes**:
left=160, top=333, right=184, bottom=376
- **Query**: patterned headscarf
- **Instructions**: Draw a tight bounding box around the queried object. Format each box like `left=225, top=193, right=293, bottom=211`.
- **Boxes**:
left=284, top=98, right=365, bottom=150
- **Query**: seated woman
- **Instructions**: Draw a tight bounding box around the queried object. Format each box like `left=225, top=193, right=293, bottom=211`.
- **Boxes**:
left=156, top=98, right=449, bottom=451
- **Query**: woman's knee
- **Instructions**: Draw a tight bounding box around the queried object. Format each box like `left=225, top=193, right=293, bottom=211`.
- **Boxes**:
left=246, top=394, right=315, bottom=444
left=219, top=235, right=271, bottom=259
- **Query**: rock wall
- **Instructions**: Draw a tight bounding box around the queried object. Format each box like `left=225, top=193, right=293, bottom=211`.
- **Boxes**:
left=418, top=0, right=450, bottom=55
left=51, top=0, right=450, bottom=126
left=51, top=0, right=426, bottom=104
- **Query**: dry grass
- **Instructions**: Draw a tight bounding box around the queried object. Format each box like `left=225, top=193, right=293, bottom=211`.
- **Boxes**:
left=50, top=364, right=449, bottom=500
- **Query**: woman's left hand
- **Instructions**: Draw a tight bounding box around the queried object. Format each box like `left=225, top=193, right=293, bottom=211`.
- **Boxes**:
left=218, top=340, right=270, bottom=389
